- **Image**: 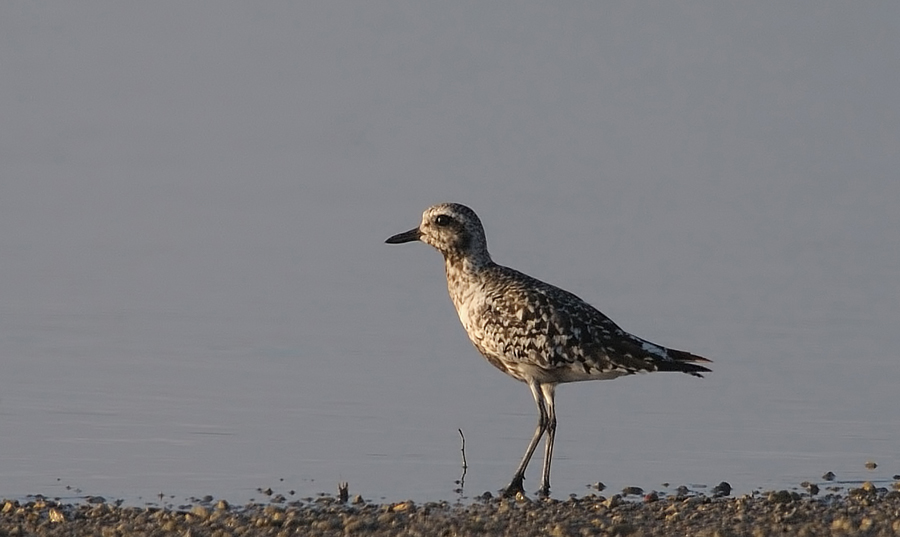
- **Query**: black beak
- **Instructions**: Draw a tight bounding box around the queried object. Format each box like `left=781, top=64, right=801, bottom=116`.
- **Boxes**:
left=385, top=227, right=421, bottom=244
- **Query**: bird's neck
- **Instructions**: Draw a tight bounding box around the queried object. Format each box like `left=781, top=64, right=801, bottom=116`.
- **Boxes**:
left=443, top=254, right=495, bottom=324
left=443, top=250, right=493, bottom=299
left=443, top=249, right=493, bottom=277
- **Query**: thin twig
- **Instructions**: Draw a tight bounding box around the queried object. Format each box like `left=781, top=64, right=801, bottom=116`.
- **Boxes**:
left=458, top=428, right=468, bottom=470
left=455, top=428, right=468, bottom=495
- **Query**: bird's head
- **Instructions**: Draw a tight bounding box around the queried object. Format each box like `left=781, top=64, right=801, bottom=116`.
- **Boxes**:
left=385, top=203, right=490, bottom=264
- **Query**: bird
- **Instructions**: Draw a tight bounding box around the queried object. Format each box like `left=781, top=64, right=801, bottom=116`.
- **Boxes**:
left=385, top=203, right=711, bottom=497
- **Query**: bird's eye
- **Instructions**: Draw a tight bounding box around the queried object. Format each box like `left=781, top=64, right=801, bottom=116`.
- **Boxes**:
left=435, top=215, right=452, bottom=226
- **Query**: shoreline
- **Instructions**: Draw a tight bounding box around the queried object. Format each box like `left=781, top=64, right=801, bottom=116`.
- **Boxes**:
left=4, top=485, right=900, bottom=536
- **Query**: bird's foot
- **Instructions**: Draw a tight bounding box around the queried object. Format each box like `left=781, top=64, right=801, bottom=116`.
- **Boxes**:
left=502, top=476, right=525, bottom=498
left=537, top=483, right=551, bottom=497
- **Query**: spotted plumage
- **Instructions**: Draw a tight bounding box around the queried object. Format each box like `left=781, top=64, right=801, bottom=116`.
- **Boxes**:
left=386, top=202, right=711, bottom=497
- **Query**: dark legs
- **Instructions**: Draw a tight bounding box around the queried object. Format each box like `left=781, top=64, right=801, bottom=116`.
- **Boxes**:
left=539, top=384, right=557, bottom=495
left=503, top=382, right=558, bottom=497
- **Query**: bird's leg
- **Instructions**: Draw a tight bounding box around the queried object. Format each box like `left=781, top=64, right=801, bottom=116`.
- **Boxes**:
left=538, top=384, right=557, bottom=496
left=503, top=382, right=548, bottom=497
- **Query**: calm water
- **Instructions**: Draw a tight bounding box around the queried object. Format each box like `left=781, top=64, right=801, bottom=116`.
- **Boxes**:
left=1, top=3, right=898, bottom=505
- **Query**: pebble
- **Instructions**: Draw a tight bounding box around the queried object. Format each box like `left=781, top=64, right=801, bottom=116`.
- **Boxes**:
left=3, top=488, right=900, bottom=536
left=766, top=490, right=800, bottom=503
left=713, top=481, right=732, bottom=497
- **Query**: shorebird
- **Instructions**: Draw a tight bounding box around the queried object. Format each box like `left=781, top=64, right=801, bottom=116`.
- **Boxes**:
left=385, top=203, right=711, bottom=497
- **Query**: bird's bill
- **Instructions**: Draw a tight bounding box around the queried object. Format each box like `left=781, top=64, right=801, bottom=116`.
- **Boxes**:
left=385, top=227, right=422, bottom=244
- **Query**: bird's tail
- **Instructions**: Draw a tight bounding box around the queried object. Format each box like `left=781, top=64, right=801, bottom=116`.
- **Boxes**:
left=657, top=348, right=712, bottom=378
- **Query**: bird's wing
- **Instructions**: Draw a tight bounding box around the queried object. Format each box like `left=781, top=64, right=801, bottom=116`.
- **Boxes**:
left=479, top=268, right=648, bottom=375
left=481, top=267, right=710, bottom=377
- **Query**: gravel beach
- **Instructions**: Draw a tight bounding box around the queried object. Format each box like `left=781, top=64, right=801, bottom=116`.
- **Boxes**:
left=4, top=485, right=900, bottom=537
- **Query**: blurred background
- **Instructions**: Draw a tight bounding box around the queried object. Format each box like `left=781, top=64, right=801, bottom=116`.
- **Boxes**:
left=1, top=2, right=898, bottom=504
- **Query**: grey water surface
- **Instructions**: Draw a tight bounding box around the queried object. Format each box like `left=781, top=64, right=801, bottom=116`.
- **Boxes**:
left=1, top=2, right=898, bottom=505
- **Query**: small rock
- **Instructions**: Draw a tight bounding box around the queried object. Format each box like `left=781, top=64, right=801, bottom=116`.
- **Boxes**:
left=643, top=491, right=659, bottom=503
left=860, top=517, right=875, bottom=532
left=832, top=516, right=854, bottom=532
left=822, top=471, right=836, bottom=481
left=391, top=500, right=414, bottom=512
left=864, top=460, right=877, bottom=470
left=713, top=482, right=732, bottom=497
left=592, top=482, right=606, bottom=492
left=343, top=516, right=365, bottom=533
left=848, top=482, right=879, bottom=498
left=767, top=490, right=797, bottom=504
left=622, top=486, right=643, bottom=496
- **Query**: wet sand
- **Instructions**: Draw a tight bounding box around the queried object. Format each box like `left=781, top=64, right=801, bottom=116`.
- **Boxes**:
left=3, top=485, right=900, bottom=537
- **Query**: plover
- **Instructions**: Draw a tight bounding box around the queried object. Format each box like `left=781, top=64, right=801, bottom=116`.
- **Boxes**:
left=386, top=203, right=711, bottom=497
